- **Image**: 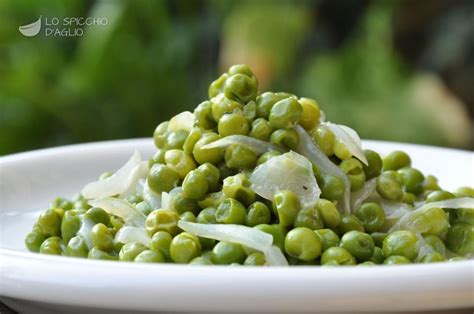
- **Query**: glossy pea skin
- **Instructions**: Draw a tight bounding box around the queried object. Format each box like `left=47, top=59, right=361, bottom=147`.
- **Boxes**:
left=149, top=231, right=172, bottom=260
left=119, top=242, right=148, bottom=262
left=269, top=97, right=303, bottom=129
left=182, top=170, right=209, bottom=200
left=224, top=73, right=258, bottom=103
left=315, top=199, right=341, bottom=229
left=243, top=100, right=256, bottom=123
left=183, top=128, right=203, bottom=155
left=338, top=213, right=365, bottom=234
left=196, top=207, right=218, bottom=224
left=376, top=173, right=404, bottom=201
left=39, top=236, right=64, bottom=255
left=383, top=151, right=411, bottom=171
left=455, top=186, right=474, bottom=197
left=190, top=256, right=214, bottom=265
left=424, top=235, right=446, bottom=256
left=145, top=209, right=180, bottom=236
left=383, top=255, right=411, bottom=265
left=371, top=232, right=388, bottom=247
left=255, top=224, right=286, bottom=250
left=170, top=232, right=202, bottom=263
left=211, top=241, right=246, bottom=265
left=153, top=121, right=169, bottom=149
left=85, top=207, right=111, bottom=226
left=66, top=236, right=89, bottom=258
left=445, top=223, right=474, bottom=256
left=319, top=174, right=345, bottom=201
left=194, top=101, right=217, bottom=130
left=270, top=129, right=299, bottom=150
left=51, top=197, right=73, bottom=211
left=355, top=203, right=386, bottom=233
left=244, top=252, right=266, bottom=266
left=362, top=150, right=382, bottom=180
left=196, top=163, right=221, bottom=192
left=273, top=190, right=300, bottom=228
left=448, top=208, right=474, bottom=226
left=255, top=92, right=288, bottom=119
left=402, top=192, right=417, bottom=206
left=333, top=140, right=352, bottom=161
left=225, top=144, right=257, bottom=169
left=135, top=250, right=165, bottom=263
left=312, top=125, right=335, bottom=156
left=215, top=198, right=247, bottom=224
left=339, top=158, right=366, bottom=192
left=165, top=130, right=189, bottom=150
left=218, top=113, right=249, bottom=137
left=340, top=231, right=375, bottom=262
left=210, top=93, right=243, bottom=122
left=422, top=175, right=441, bottom=192
left=91, top=223, right=114, bottom=252
left=88, top=248, right=118, bottom=260
left=426, top=190, right=454, bottom=203
left=168, top=188, right=198, bottom=215
left=383, top=230, right=419, bottom=261
left=419, top=252, right=446, bottom=263
left=147, top=164, right=179, bottom=193
left=208, top=73, right=228, bottom=98
left=222, top=173, right=256, bottom=206
left=245, top=202, right=271, bottom=227
left=410, top=207, right=449, bottom=237
left=164, top=149, right=197, bottom=179
left=284, top=227, right=322, bottom=262
left=61, top=210, right=82, bottom=244
left=314, top=229, right=340, bottom=252
left=250, top=118, right=273, bottom=141
left=294, top=205, right=324, bottom=230
left=398, top=167, right=425, bottom=195
left=369, top=247, right=385, bottom=264
left=37, top=208, right=62, bottom=237
left=321, top=247, right=356, bottom=265
left=25, top=229, right=47, bottom=252
left=256, top=150, right=281, bottom=165
left=180, top=211, right=196, bottom=222
left=298, top=97, right=321, bottom=130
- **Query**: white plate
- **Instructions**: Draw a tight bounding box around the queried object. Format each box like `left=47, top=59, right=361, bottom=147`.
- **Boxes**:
left=0, top=139, right=473, bottom=313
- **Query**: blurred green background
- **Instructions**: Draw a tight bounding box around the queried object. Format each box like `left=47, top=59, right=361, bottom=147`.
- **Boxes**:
left=1, top=0, right=473, bottom=156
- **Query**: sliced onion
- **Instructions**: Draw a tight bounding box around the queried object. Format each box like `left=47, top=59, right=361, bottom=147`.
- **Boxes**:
left=351, top=178, right=377, bottom=210
left=119, top=161, right=149, bottom=198
left=168, top=111, right=195, bottom=132
left=201, top=135, right=285, bottom=155
left=263, top=246, right=289, bottom=266
left=82, top=151, right=145, bottom=199
left=161, top=191, right=171, bottom=211
left=322, top=122, right=368, bottom=165
left=249, top=151, right=320, bottom=209
left=142, top=179, right=162, bottom=211
left=115, top=226, right=150, bottom=246
left=415, top=233, right=434, bottom=261
left=178, top=221, right=272, bottom=252
left=88, top=197, right=146, bottom=227
left=294, top=125, right=351, bottom=212
left=77, top=217, right=95, bottom=250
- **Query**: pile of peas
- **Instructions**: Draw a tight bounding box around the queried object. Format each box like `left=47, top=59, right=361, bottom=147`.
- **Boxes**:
left=25, top=64, right=474, bottom=265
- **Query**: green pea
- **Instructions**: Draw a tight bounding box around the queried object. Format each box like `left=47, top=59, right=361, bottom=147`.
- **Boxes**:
left=165, top=130, right=189, bottom=150
left=196, top=163, right=221, bottom=192
left=145, top=209, right=180, bottom=237
left=448, top=208, right=474, bottom=226
left=197, top=191, right=225, bottom=209
left=243, top=100, right=257, bottom=123
left=422, top=175, right=441, bottom=192
left=255, top=92, right=288, bottom=119
left=228, top=64, right=255, bottom=77
left=210, top=93, right=243, bottom=122
left=211, top=241, right=246, bottom=265
left=448, top=257, right=467, bottom=262
left=319, top=174, right=345, bottom=201
left=383, top=255, right=411, bottom=265
left=424, top=235, right=446, bottom=256
left=164, top=149, right=197, bottom=179
left=369, top=247, right=385, bottom=264
left=25, top=229, right=46, bottom=252
left=312, top=125, right=335, bottom=156
left=125, top=194, right=143, bottom=205
left=218, top=163, right=237, bottom=181
left=455, top=186, right=474, bottom=197
left=61, top=210, right=82, bottom=244
left=376, top=173, right=404, bottom=201
left=338, top=213, right=365, bottom=234
left=398, top=167, right=425, bottom=195
left=170, top=232, right=201, bottom=263
left=194, top=101, right=217, bottom=130
left=419, top=252, right=446, bottom=263
left=224, top=73, right=258, bottom=103
left=182, top=170, right=209, bottom=200
left=383, top=230, right=419, bottom=261
left=273, top=190, right=300, bottom=228
left=91, top=223, right=114, bottom=252
left=333, top=140, right=352, bottom=161
left=168, top=188, right=198, bottom=215
left=135, top=250, right=165, bottom=263
left=153, top=121, right=169, bottom=149
left=244, top=252, right=266, bottom=266
left=355, top=203, right=386, bottom=233
left=183, top=128, right=203, bottom=155
left=193, top=132, right=224, bottom=165
left=445, top=223, right=474, bottom=256
left=215, top=198, right=247, bottom=224
left=66, top=236, right=89, bottom=258
left=222, top=173, right=255, bottom=206
left=256, top=150, right=281, bottom=165
left=270, top=129, right=299, bottom=150
left=51, top=197, right=73, bottom=211
left=250, top=118, right=273, bottom=141
left=119, top=242, right=147, bottom=261
left=362, top=150, right=382, bottom=180
left=39, top=236, right=64, bottom=255
left=340, top=231, right=375, bottom=262
left=218, top=113, right=250, bottom=137
left=357, top=261, right=376, bottom=266
left=245, top=202, right=271, bottom=227
left=314, top=229, right=341, bottom=252
left=254, top=224, right=285, bottom=250
left=402, top=192, right=417, bottom=206
left=315, top=199, right=341, bottom=229
left=196, top=207, right=217, bottom=224
left=426, top=190, right=455, bottom=203
left=37, top=208, right=62, bottom=237
left=147, top=164, right=179, bottom=193
left=294, top=206, right=324, bottom=230
left=85, top=207, right=110, bottom=226
left=88, top=248, right=118, bottom=260
left=409, top=206, right=449, bottom=237
left=298, top=98, right=321, bottom=130
left=149, top=231, right=172, bottom=260
left=284, top=227, right=322, bottom=261
left=180, top=211, right=196, bottom=222
left=224, top=144, right=257, bottom=170
left=339, top=158, right=366, bottom=192
left=321, top=247, right=356, bottom=265
left=190, top=256, right=214, bottom=265
left=269, top=97, right=302, bottom=129
left=383, top=151, right=411, bottom=171
left=208, top=73, right=228, bottom=98
left=136, top=201, right=152, bottom=216
left=370, top=232, right=388, bottom=247
left=72, top=194, right=90, bottom=210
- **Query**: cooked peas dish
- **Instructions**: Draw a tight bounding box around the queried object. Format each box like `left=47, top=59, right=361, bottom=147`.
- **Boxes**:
left=26, top=65, right=474, bottom=266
